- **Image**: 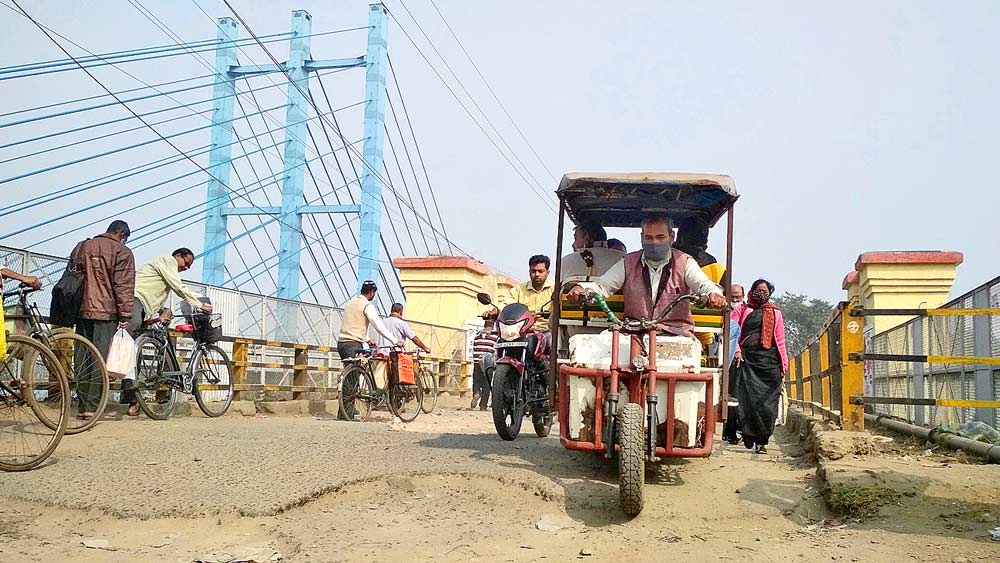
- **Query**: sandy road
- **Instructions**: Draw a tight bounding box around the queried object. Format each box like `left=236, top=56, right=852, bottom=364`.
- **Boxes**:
left=0, top=400, right=996, bottom=562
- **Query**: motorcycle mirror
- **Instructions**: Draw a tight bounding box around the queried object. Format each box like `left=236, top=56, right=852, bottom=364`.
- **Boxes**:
left=476, top=292, right=492, bottom=306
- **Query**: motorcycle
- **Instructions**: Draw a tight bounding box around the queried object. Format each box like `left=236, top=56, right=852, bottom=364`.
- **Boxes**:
left=477, top=293, right=552, bottom=440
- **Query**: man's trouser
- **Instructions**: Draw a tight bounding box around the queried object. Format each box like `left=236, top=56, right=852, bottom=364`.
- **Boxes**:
left=337, top=340, right=365, bottom=420
left=472, top=362, right=491, bottom=409
left=120, top=300, right=148, bottom=405
left=75, top=318, right=117, bottom=413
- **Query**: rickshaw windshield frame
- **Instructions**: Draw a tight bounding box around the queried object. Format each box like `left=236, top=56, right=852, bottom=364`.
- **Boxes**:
left=556, top=172, right=738, bottom=229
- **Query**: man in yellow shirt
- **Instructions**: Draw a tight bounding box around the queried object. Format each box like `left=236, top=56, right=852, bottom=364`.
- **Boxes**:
left=491, top=255, right=554, bottom=333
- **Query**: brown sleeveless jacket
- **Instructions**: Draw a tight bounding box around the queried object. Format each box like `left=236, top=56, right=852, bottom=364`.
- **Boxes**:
left=622, top=248, right=694, bottom=337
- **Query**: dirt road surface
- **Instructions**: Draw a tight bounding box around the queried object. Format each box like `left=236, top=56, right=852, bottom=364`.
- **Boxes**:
left=0, top=400, right=997, bottom=562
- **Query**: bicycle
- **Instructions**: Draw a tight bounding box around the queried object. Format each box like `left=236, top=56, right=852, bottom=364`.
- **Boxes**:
left=2, top=286, right=108, bottom=434
left=416, top=353, right=438, bottom=414
left=338, top=347, right=423, bottom=423
left=131, top=304, right=234, bottom=419
left=0, top=332, right=71, bottom=471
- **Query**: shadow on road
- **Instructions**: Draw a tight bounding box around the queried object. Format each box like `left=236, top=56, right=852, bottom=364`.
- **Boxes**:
left=417, top=427, right=694, bottom=527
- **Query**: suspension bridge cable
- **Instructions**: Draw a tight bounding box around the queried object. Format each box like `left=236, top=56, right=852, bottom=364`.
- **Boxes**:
left=27, top=176, right=217, bottom=249
left=9, top=0, right=394, bottom=305
left=0, top=73, right=307, bottom=152
left=4, top=138, right=285, bottom=240
left=382, top=124, right=431, bottom=255
left=0, top=0, right=366, bottom=77
left=381, top=146, right=424, bottom=256
left=0, top=102, right=289, bottom=186
left=0, top=105, right=214, bottom=166
left=387, top=54, right=454, bottom=254
left=0, top=145, right=209, bottom=216
left=0, top=93, right=333, bottom=217
left=313, top=70, right=467, bottom=255
left=222, top=1, right=449, bottom=237
left=0, top=80, right=213, bottom=129
left=390, top=0, right=553, bottom=196
left=384, top=86, right=441, bottom=253
left=382, top=5, right=557, bottom=213
left=0, top=73, right=214, bottom=119
left=427, top=0, right=558, bottom=183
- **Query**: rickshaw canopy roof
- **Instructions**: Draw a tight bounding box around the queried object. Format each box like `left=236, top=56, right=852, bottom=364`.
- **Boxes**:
left=557, top=172, right=738, bottom=228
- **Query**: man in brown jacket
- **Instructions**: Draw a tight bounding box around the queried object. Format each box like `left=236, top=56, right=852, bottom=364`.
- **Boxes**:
left=69, top=220, right=135, bottom=419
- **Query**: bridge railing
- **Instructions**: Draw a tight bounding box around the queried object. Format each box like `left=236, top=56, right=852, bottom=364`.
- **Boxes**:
left=785, top=302, right=866, bottom=430
left=1, top=245, right=472, bottom=401
left=856, top=275, right=1000, bottom=430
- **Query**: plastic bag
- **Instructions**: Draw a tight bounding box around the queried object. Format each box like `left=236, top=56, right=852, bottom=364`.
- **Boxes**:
left=106, top=328, right=135, bottom=378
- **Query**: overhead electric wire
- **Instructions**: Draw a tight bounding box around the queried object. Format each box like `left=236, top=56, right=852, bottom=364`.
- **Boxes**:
left=383, top=4, right=557, bottom=213
left=386, top=54, right=453, bottom=254
left=427, top=0, right=558, bottom=182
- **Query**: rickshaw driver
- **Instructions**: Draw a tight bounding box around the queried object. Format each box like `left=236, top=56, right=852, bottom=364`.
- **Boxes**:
left=565, top=214, right=726, bottom=334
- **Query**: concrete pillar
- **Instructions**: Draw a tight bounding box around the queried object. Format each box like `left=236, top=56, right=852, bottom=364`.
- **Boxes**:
left=853, top=251, right=964, bottom=335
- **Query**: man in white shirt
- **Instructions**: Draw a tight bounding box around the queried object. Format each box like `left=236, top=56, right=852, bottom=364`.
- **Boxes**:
left=556, top=221, right=625, bottom=352
left=338, top=281, right=403, bottom=420
left=566, top=214, right=726, bottom=337
left=380, top=303, right=431, bottom=353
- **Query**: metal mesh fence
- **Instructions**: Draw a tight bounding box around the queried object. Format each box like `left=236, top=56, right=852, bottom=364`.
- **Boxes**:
left=868, top=276, right=999, bottom=429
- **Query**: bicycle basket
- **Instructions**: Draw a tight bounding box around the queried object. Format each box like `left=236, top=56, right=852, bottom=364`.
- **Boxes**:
left=192, top=313, right=223, bottom=344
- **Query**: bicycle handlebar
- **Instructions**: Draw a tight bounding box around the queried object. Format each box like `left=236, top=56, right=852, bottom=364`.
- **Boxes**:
left=582, top=291, right=709, bottom=331
left=1, top=285, right=41, bottom=300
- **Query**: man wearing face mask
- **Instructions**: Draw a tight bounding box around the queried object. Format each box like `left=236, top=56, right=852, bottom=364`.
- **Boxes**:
left=565, top=214, right=726, bottom=337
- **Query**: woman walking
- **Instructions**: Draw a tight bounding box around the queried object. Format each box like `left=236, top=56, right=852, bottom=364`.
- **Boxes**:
left=731, top=279, right=788, bottom=453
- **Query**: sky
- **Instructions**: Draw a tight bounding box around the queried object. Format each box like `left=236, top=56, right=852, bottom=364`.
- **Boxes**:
left=2, top=1, right=999, bottom=306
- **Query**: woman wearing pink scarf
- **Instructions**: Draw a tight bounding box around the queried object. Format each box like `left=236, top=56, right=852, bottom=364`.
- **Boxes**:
left=729, top=279, right=788, bottom=454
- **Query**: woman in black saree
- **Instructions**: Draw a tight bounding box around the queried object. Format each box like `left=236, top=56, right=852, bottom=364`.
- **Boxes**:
left=730, top=279, right=789, bottom=453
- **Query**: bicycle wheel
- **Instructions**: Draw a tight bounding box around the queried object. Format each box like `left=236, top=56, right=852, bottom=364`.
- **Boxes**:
left=418, top=365, right=438, bottom=414
left=26, top=330, right=109, bottom=434
left=133, top=335, right=176, bottom=420
left=389, top=378, right=422, bottom=423
left=192, top=344, right=234, bottom=417
left=0, top=335, right=69, bottom=471
left=339, top=364, right=376, bottom=422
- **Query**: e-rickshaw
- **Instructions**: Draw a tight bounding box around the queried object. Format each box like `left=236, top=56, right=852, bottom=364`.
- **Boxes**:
left=551, top=173, right=738, bottom=516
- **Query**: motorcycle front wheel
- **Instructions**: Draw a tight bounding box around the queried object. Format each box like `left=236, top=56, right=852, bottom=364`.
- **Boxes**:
left=491, top=363, right=523, bottom=441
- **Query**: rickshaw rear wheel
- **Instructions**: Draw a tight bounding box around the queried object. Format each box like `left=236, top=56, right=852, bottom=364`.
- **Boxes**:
left=491, top=364, right=523, bottom=441
left=618, top=402, right=645, bottom=516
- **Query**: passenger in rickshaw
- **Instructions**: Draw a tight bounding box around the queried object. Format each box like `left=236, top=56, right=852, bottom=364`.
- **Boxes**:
left=565, top=213, right=726, bottom=333
left=555, top=221, right=625, bottom=355
left=674, top=217, right=736, bottom=362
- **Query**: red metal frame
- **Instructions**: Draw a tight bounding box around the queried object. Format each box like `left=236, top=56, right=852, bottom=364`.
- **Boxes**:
left=558, top=328, right=716, bottom=458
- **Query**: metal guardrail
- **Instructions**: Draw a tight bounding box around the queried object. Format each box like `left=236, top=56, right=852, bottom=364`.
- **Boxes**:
left=785, top=302, right=865, bottom=430
left=860, top=276, right=1000, bottom=429
left=1, top=245, right=473, bottom=400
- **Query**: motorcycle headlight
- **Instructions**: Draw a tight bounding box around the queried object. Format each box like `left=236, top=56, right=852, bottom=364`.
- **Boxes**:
left=499, top=320, right=526, bottom=341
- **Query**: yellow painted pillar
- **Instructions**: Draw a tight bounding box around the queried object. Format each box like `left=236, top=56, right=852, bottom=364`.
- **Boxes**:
left=801, top=347, right=812, bottom=403
left=841, top=311, right=865, bottom=431
left=819, top=333, right=831, bottom=408
left=788, top=357, right=797, bottom=400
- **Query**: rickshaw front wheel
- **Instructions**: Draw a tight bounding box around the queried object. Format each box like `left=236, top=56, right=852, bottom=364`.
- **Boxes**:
left=618, top=402, right=645, bottom=516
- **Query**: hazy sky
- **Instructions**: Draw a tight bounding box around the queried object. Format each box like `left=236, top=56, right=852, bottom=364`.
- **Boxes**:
left=2, top=1, right=998, bottom=306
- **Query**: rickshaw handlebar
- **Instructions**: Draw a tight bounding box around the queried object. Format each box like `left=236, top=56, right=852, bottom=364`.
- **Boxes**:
left=583, top=291, right=709, bottom=330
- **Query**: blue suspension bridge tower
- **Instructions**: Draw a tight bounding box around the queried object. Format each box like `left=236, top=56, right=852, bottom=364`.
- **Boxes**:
left=202, top=4, right=389, bottom=299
